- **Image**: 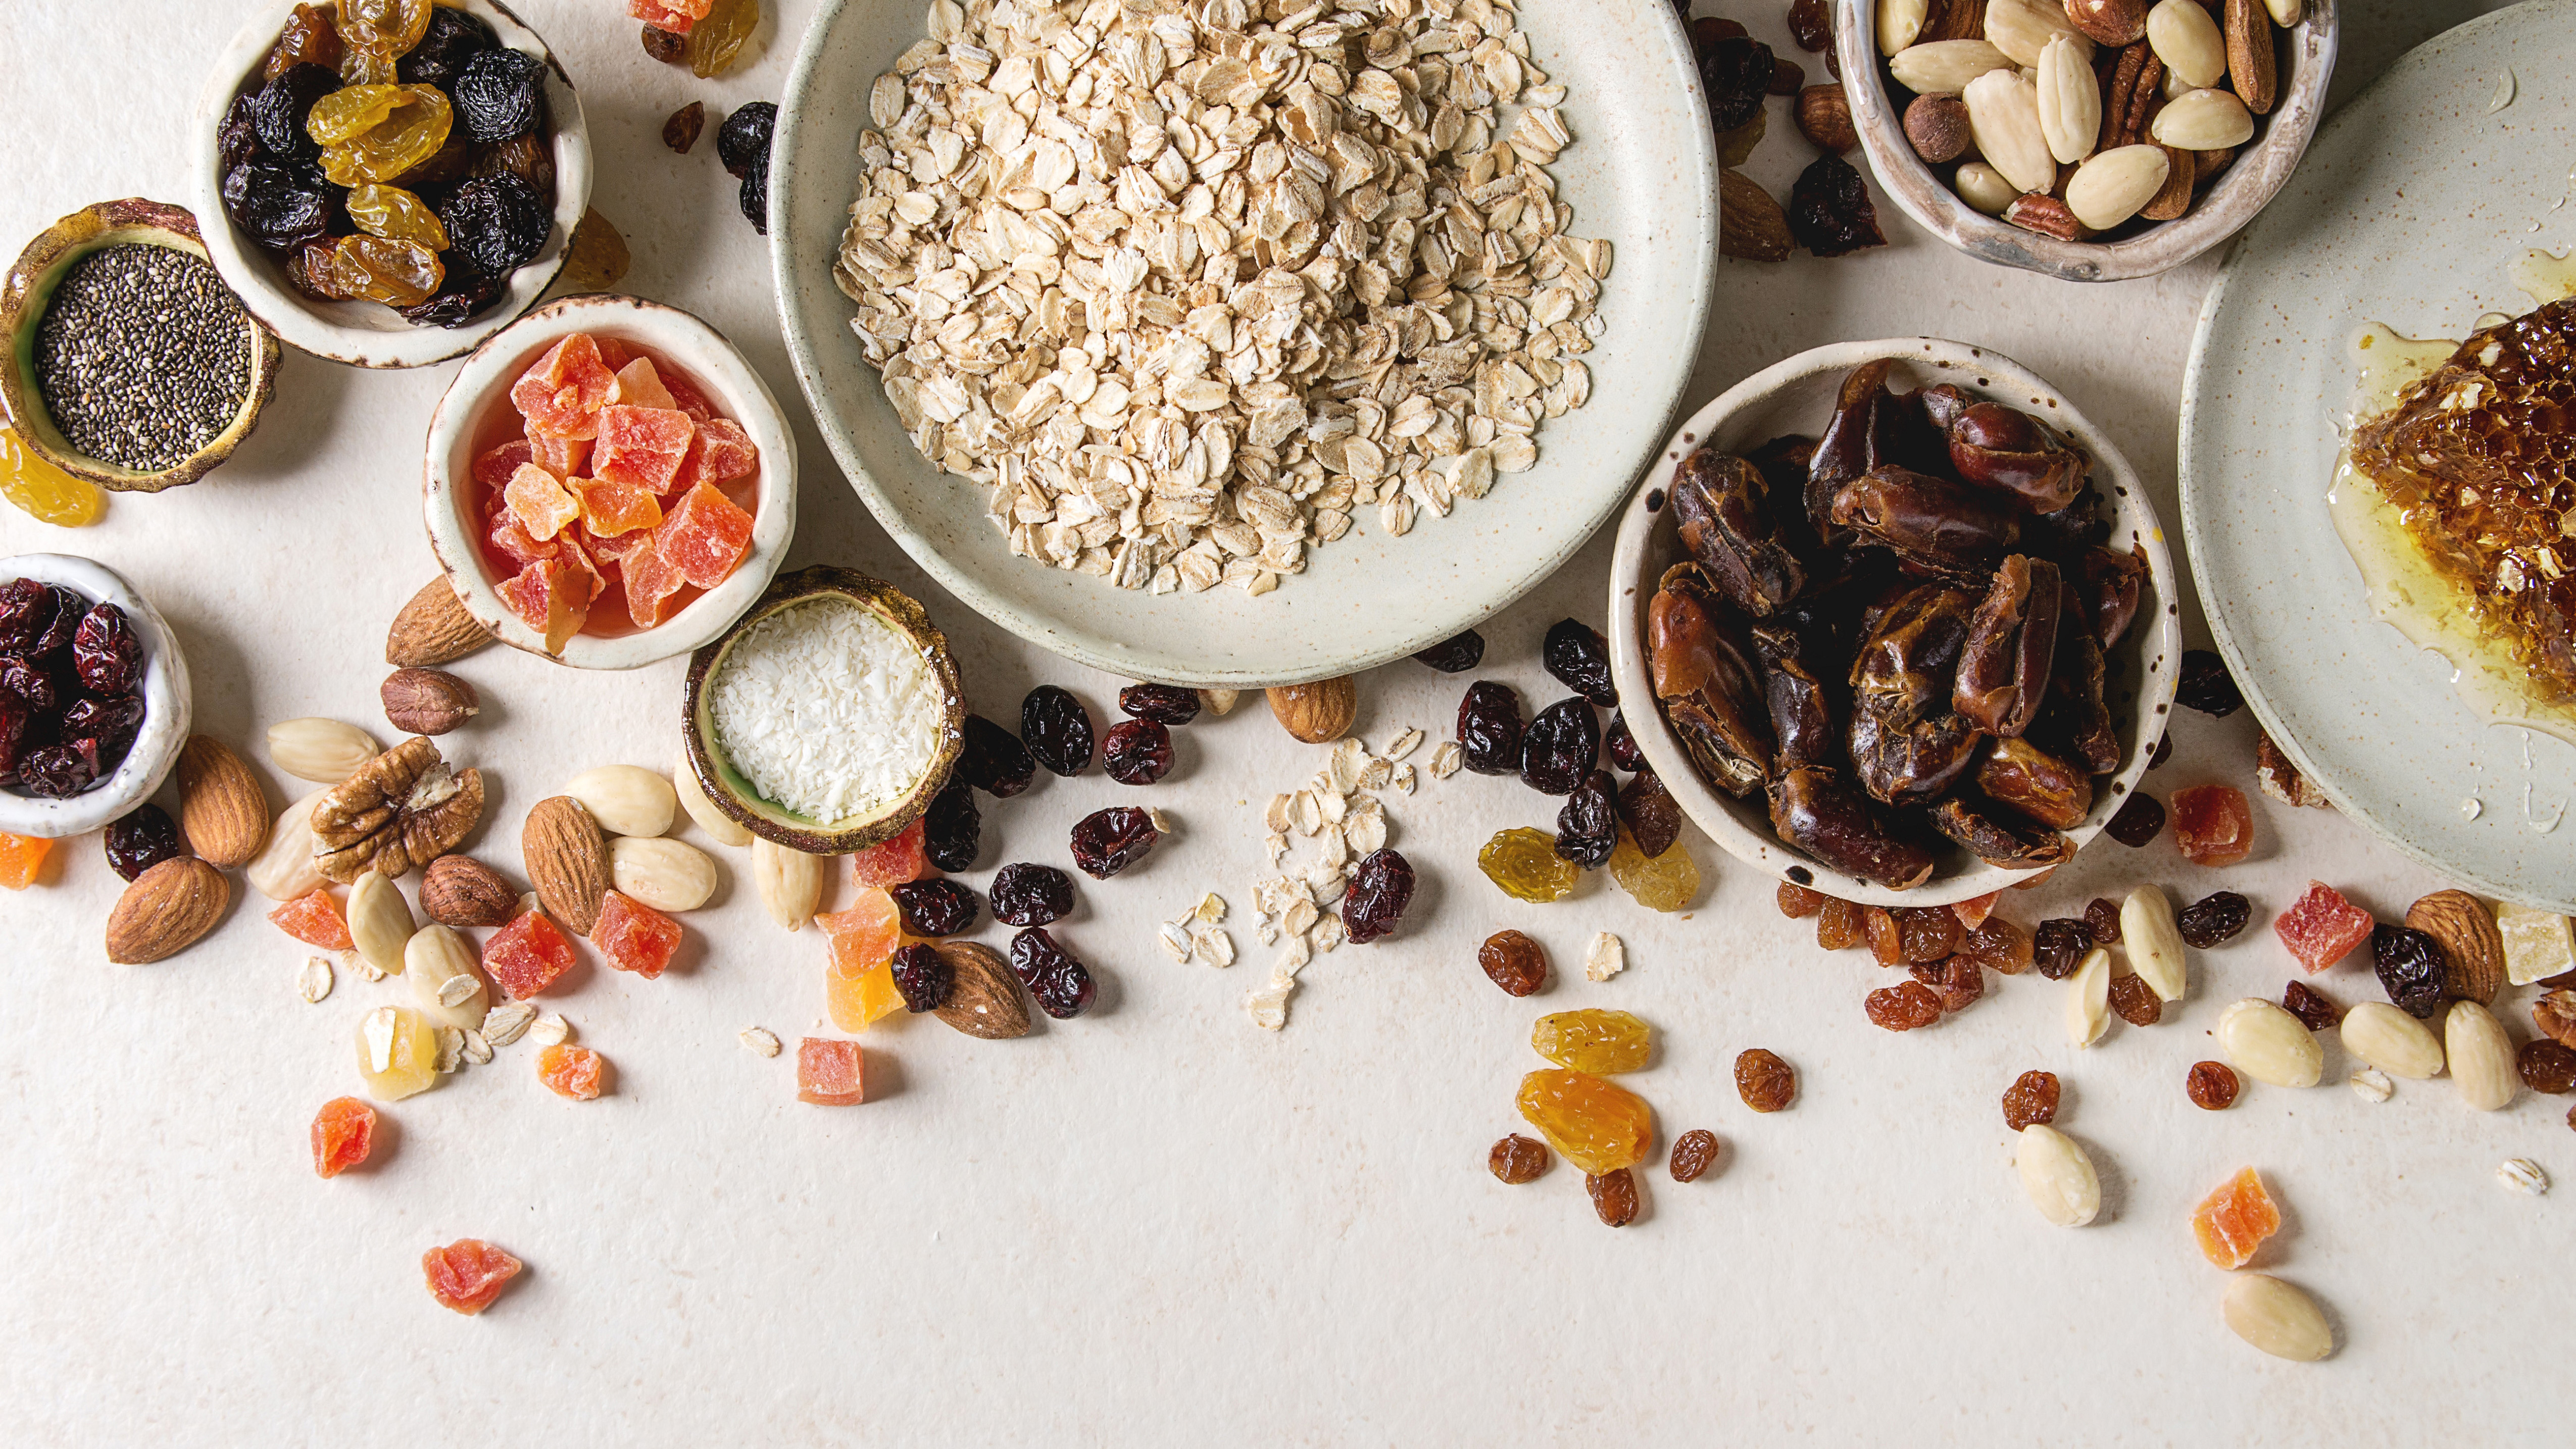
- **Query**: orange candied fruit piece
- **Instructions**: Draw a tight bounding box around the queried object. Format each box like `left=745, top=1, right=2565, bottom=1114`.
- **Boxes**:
left=269, top=888, right=355, bottom=951
left=2190, top=1166, right=2283, bottom=1269
left=311, top=1096, right=378, bottom=1178
left=820, top=887, right=903, bottom=959
left=674, top=416, right=758, bottom=492
left=2171, top=784, right=2256, bottom=867
left=0, top=832, right=54, bottom=890
left=593, top=890, right=682, bottom=979
left=1951, top=890, right=2002, bottom=932
left=481, top=908, right=576, bottom=998
left=655, top=482, right=754, bottom=588
left=797, top=1037, right=866, bottom=1105
left=422, top=1238, right=523, bottom=1316
left=571, top=473, right=665, bottom=537
left=498, top=557, right=594, bottom=654
left=850, top=820, right=927, bottom=889
left=593, top=403, right=697, bottom=495
left=619, top=533, right=687, bottom=630
left=630, top=0, right=714, bottom=33
left=827, top=960, right=908, bottom=1031
left=529, top=431, right=591, bottom=480
left=504, top=463, right=581, bottom=542
left=536, top=1042, right=607, bottom=1100
left=471, top=437, right=532, bottom=490
left=606, top=356, right=676, bottom=411
left=510, top=332, right=615, bottom=441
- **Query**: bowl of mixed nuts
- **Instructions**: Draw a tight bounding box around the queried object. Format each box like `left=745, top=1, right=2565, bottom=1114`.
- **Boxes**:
left=1836, top=0, right=2336, bottom=280
left=1606, top=337, right=2181, bottom=906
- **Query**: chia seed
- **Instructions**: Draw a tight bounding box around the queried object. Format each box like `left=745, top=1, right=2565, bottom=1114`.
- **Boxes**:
left=34, top=243, right=253, bottom=473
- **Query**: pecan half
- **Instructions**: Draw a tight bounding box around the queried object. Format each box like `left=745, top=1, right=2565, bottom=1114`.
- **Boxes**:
left=310, top=737, right=485, bottom=883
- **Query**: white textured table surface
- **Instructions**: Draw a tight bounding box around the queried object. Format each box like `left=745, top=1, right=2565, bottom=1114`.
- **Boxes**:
left=1, top=2, right=2557, bottom=1442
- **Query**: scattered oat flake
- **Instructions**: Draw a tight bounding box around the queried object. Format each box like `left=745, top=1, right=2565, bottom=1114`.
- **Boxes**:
left=1312, top=914, right=1346, bottom=954
left=434, top=1026, right=465, bottom=1074
left=435, top=974, right=479, bottom=1009
left=1360, top=756, right=1392, bottom=789
left=1586, top=932, right=1626, bottom=982
left=343, top=950, right=386, bottom=983
left=2498, top=1158, right=2548, bottom=1195
left=1265, top=793, right=1292, bottom=832
left=1148, top=807, right=1173, bottom=834
left=1255, top=916, right=1281, bottom=946
left=1194, top=892, right=1227, bottom=924
left=297, top=955, right=334, bottom=1004
left=1265, top=832, right=1289, bottom=866
left=528, top=1012, right=571, bottom=1046
left=1192, top=924, right=1235, bottom=967
left=1246, top=974, right=1293, bottom=1031
left=484, top=1001, right=536, bottom=1047
left=740, top=1026, right=782, bottom=1057
left=1394, top=764, right=1416, bottom=795
left=1431, top=742, right=1463, bottom=778
left=2349, top=1067, right=2393, bottom=1102
left=1159, top=922, right=1193, bottom=962
left=1387, top=727, right=1424, bottom=761
left=461, top=1029, right=494, bottom=1066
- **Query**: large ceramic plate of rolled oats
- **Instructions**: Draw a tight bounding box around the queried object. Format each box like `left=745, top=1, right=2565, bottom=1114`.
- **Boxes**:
left=772, top=0, right=1720, bottom=685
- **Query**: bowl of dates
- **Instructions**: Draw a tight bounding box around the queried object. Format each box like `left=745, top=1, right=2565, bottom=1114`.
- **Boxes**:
left=195, top=0, right=592, bottom=367
left=1607, top=338, right=2180, bottom=906
left=0, top=554, right=192, bottom=840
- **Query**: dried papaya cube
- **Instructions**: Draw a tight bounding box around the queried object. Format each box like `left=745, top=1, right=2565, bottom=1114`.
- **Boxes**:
left=311, top=1096, right=377, bottom=1178
left=656, top=483, right=754, bottom=588
left=571, top=473, right=665, bottom=537
left=2190, top=1166, right=2282, bottom=1269
left=797, top=1037, right=867, bottom=1104
left=659, top=366, right=716, bottom=422
left=472, top=438, right=533, bottom=490
left=595, top=337, right=637, bottom=372
left=851, top=822, right=928, bottom=889
left=497, top=558, right=592, bottom=654
left=1952, top=890, right=2002, bottom=932
left=510, top=334, right=615, bottom=441
left=269, top=888, right=355, bottom=951
left=481, top=909, right=576, bottom=998
left=593, top=404, right=697, bottom=495
left=503, top=463, right=580, bottom=541
left=537, top=1042, right=607, bottom=1100
left=675, top=416, right=758, bottom=491
left=825, top=960, right=908, bottom=1031
left=578, top=518, right=649, bottom=565
left=2171, top=784, right=2255, bottom=866
left=422, top=1238, right=522, bottom=1316
left=0, top=832, right=53, bottom=890
left=529, top=431, right=591, bottom=479
left=593, top=890, right=682, bottom=978
left=619, top=534, right=688, bottom=630
left=487, top=511, right=559, bottom=567
left=821, top=888, right=903, bottom=960
left=607, top=356, right=676, bottom=411
left=2273, top=881, right=2373, bottom=973
left=631, top=0, right=709, bottom=32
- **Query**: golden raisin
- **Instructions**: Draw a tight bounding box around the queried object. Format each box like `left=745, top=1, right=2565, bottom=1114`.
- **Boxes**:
left=1587, top=1168, right=1640, bottom=1226
left=1668, top=1128, right=1721, bottom=1182
left=1531, top=1009, right=1652, bottom=1074
left=1608, top=828, right=1699, bottom=911
left=1488, top=1133, right=1550, bottom=1183
left=1865, top=980, right=1942, bottom=1030
left=1776, top=881, right=1826, bottom=918
left=1955, top=915, right=2033, bottom=975
left=1479, top=826, right=1578, bottom=903
left=1914, top=957, right=1984, bottom=1013
left=1733, top=1048, right=1796, bottom=1112
left=2108, top=971, right=2162, bottom=1026
left=2187, top=1061, right=2240, bottom=1110
left=0, top=427, right=103, bottom=527
left=1478, top=929, right=1548, bottom=997
left=1515, top=1069, right=1653, bottom=1175
left=2517, top=1039, right=2576, bottom=1095
left=2001, top=1069, right=2059, bottom=1129
left=1816, top=896, right=1866, bottom=950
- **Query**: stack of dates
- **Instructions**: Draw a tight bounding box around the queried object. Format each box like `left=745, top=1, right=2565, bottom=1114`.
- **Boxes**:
left=1648, top=359, right=2147, bottom=888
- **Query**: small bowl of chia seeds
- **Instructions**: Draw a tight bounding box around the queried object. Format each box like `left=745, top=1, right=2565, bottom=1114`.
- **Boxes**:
left=0, top=198, right=282, bottom=493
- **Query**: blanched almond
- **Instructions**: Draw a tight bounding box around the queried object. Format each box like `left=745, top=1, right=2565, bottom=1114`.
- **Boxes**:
left=1878, top=0, right=1928, bottom=54
left=609, top=836, right=718, bottom=913
left=403, top=924, right=490, bottom=1032
left=2217, top=998, right=2322, bottom=1086
left=1984, top=0, right=2092, bottom=66
left=2065, top=143, right=2169, bottom=227
left=246, top=789, right=329, bottom=901
left=1889, top=39, right=2015, bottom=96
left=2145, top=0, right=2227, bottom=87
left=2341, top=1002, right=2444, bottom=1079
left=1964, top=70, right=2057, bottom=194
left=566, top=765, right=677, bottom=839
left=2223, top=1275, right=2333, bottom=1361
left=673, top=759, right=752, bottom=847
left=348, top=871, right=415, bottom=977
left=2152, top=87, right=2255, bottom=149
left=2015, top=1124, right=2101, bottom=1226
left=1953, top=162, right=2021, bottom=213
left=2262, top=0, right=2301, bottom=23
left=2035, top=37, right=2099, bottom=163
left=2067, top=946, right=2111, bottom=1046
left=266, top=719, right=380, bottom=784
left=2118, top=881, right=2188, bottom=1001
left=752, top=837, right=822, bottom=931
left=2443, top=1000, right=2516, bottom=1110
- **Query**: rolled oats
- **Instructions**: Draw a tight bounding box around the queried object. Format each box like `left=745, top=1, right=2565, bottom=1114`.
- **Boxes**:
left=740, top=1026, right=784, bottom=1057
left=296, top=954, right=334, bottom=1004
left=483, top=1000, right=537, bottom=1047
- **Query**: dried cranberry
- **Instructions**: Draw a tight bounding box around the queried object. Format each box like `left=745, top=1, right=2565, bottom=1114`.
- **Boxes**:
left=988, top=863, right=1073, bottom=926
left=921, top=779, right=980, bottom=872
left=2281, top=978, right=2342, bottom=1031
left=0, top=692, right=26, bottom=780
left=60, top=694, right=142, bottom=754
left=1118, top=683, right=1201, bottom=725
left=72, top=606, right=140, bottom=703
left=0, top=579, right=58, bottom=653
left=2371, top=924, right=2448, bottom=1018
left=2105, top=791, right=2164, bottom=846
left=1554, top=769, right=1619, bottom=868
left=1519, top=697, right=1599, bottom=795
left=1341, top=848, right=1415, bottom=944
left=957, top=713, right=1036, bottom=797
left=1101, top=719, right=1174, bottom=785
left=103, top=804, right=183, bottom=882
left=1788, top=153, right=1886, bottom=257
left=1617, top=767, right=1682, bottom=858
left=1695, top=34, right=1774, bottom=132
left=1021, top=685, right=1096, bottom=776
left=1457, top=680, right=1523, bottom=775
left=889, top=879, right=979, bottom=937
left=0, top=656, right=59, bottom=713
left=18, top=742, right=97, bottom=797
left=2033, top=918, right=2092, bottom=980
left=2176, top=649, right=2243, bottom=717
left=1603, top=711, right=1644, bottom=772
left=2177, top=890, right=2251, bottom=947
left=1543, top=618, right=1618, bottom=707
left=1413, top=630, right=1485, bottom=672
left=888, top=942, right=954, bottom=1013
left=1009, top=927, right=1096, bottom=1018
left=1069, top=806, right=1159, bottom=878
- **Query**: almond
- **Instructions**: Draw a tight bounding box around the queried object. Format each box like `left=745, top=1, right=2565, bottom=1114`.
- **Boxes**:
left=348, top=871, right=415, bottom=975
left=1965, top=70, right=2058, bottom=194
left=2152, top=87, right=2254, bottom=149
left=1927, top=0, right=1991, bottom=43
left=1888, top=38, right=2014, bottom=95
left=177, top=735, right=270, bottom=869
left=523, top=796, right=610, bottom=936
left=2066, top=945, right=2111, bottom=1044
left=2036, top=35, right=2101, bottom=163
left=1267, top=676, right=1357, bottom=744
left=2341, top=1002, right=2444, bottom=1079
left=105, top=857, right=230, bottom=965
left=266, top=719, right=381, bottom=784
left=2224, top=0, right=2276, bottom=114
left=386, top=577, right=494, bottom=668
left=2407, top=889, right=2504, bottom=1005
left=932, top=941, right=1033, bottom=1039
left=2120, top=883, right=2189, bottom=1001
left=673, top=758, right=752, bottom=847
left=1719, top=169, right=1794, bottom=261
left=1879, top=0, right=1929, bottom=52
left=246, top=789, right=329, bottom=901
left=2223, top=1275, right=2332, bottom=1361
left=566, top=765, right=677, bottom=838
left=2064, top=0, right=2146, bottom=44
left=608, top=836, right=717, bottom=913
left=403, top=924, right=491, bottom=1031
left=2014, top=1123, right=2101, bottom=1226
left=420, top=855, right=518, bottom=928
left=1199, top=688, right=1240, bottom=717
left=2217, top=998, right=2322, bottom=1086
left=751, top=836, right=823, bottom=931
left=381, top=668, right=480, bottom=736
left=1795, top=83, right=1857, bottom=153
left=2139, top=142, right=2196, bottom=220
left=1985, top=0, right=2092, bottom=66
left=2444, top=1000, right=2516, bottom=1111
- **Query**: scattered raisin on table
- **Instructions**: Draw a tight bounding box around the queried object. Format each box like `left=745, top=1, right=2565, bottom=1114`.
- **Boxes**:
left=1478, top=930, right=1548, bottom=997
left=1669, top=1129, right=1721, bottom=1183
left=1776, top=881, right=1826, bottom=918
left=1519, top=698, right=1600, bottom=795
left=2105, top=790, right=2165, bottom=846
left=1787, top=153, right=1886, bottom=257
left=1587, top=1168, right=1641, bottom=1227
left=1009, top=927, right=1096, bottom=1018
left=2175, top=649, right=2244, bottom=717
left=2001, top=1070, right=2060, bottom=1130
left=1489, top=1134, right=1550, bottom=1183
left=1735, top=1050, right=1797, bottom=1112
left=1479, top=827, right=1578, bottom=903
left=1069, top=807, right=1158, bottom=878
left=2186, top=1061, right=2241, bottom=1111
left=1101, top=719, right=1174, bottom=785
left=103, top=805, right=183, bottom=882
left=719, top=102, right=778, bottom=179
left=988, top=863, right=1073, bottom=927
left=1554, top=770, right=1620, bottom=868
left=1866, top=981, right=1943, bottom=1031
left=1021, top=685, right=1097, bottom=776
left=890, top=879, right=978, bottom=937
left=1873, top=906, right=1961, bottom=965
left=1457, top=680, right=1523, bottom=775
left=1863, top=907, right=1903, bottom=965
left=1118, top=683, right=1200, bottom=725
left=1341, top=848, right=1415, bottom=944
left=1925, top=957, right=1985, bottom=1013
left=2177, top=890, right=2251, bottom=948
left=2108, top=971, right=2162, bottom=1026
left=1414, top=630, right=1485, bottom=672
left=1816, top=897, right=1866, bottom=951
left=1957, top=917, right=2034, bottom=975
left=1542, top=618, right=1618, bottom=707
left=888, top=942, right=954, bottom=1013
left=1788, top=0, right=1831, bottom=51
left=1616, top=768, right=1683, bottom=859
left=2148, top=732, right=2173, bottom=769
left=2033, top=919, right=2092, bottom=980
left=2084, top=897, right=2121, bottom=945
left=2281, top=979, right=2342, bottom=1031
left=1602, top=712, right=1644, bottom=772
left=642, top=23, right=689, bottom=63
left=2370, top=924, right=2449, bottom=1019
left=957, top=714, right=1035, bottom=797
left=1695, top=34, right=1773, bottom=132
left=921, top=779, right=980, bottom=872
left=663, top=101, right=705, bottom=153
left=2516, top=1039, right=2576, bottom=1095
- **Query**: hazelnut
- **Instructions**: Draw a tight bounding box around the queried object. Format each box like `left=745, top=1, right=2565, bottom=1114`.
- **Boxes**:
left=382, top=667, right=481, bottom=736
left=1266, top=677, right=1358, bottom=743
left=1904, top=93, right=1975, bottom=163
left=420, top=855, right=519, bottom=929
left=1796, top=84, right=1857, bottom=154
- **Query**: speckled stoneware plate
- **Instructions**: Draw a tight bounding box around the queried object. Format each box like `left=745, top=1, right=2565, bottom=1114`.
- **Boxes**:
left=2179, top=0, right=2576, bottom=913
left=770, top=0, right=1720, bottom=687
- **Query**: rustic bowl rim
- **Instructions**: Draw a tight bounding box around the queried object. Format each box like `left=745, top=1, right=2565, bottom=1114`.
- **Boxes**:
left=680, top=565, right=968, bottom=856
left=1835, top=0, right=2340, bottom=283
left=0, top=553, right=194, bottom=840
left=0, top=198, right=282, bottom=493
left=190, top=0, right=593, bottom=369
left=419, top=292, right=800, bottom=670
left=1604, top=336, right=2183, bottom=908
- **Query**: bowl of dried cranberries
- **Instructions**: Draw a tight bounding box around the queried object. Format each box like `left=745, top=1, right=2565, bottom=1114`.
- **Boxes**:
left=0, top=554, right=192, bottom=840
left=194, top=0, right=593, bottom=368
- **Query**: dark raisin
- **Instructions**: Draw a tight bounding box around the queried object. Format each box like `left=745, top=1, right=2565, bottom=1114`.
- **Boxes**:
left=451, top=46, right=546, bottom=143
left=1695, top=34, right=1774, bottom=132
left=1668, top=1129, right=1722, bottom=1182
left=662, top=99, right=706, bottom=154
left=1340, top=848, right=1415, bottom=944
left=1413, top=630, right=1484, bottom=672
left=957, top=713, right=1035, bottom=797
left=921, top=779, right=980, bottom=872
left=1587, top=1168, right=1640, bottom=1227
left=1456, top=680, right=1523, bottom=775
left=220, top=93, right=262, bottom=175
left=890, top=879, right=979, bottom=937
left=396, top=262, right=503, bottom=328
left=1101, top=719, right=1174, bottom=785
left=23, top=584, right=80, bottom=656
left=1478, top=929, right=1547, bottom=996
left=1489, top=1134, right=1549, bottom=1183
left=1865, top=980, right=1943, bottom=1030
left=1118, top=683, right=1201, bottom=725
left=2034, top=918, right=2092, bottom=980
left=2176, top=648, right=2243, bottom=717
left=222, top=160, right=332, bottom=251
left=0, top=656, right=59, bottom=713
left=1009, top=927, right=1095, bottom=1018
left=1542, top=617, right=1618, bottom=706
left=888, top=942, right=954, bottom=1013
left=71, top=605, right=140, bottom=695
left=1603, top=711, right=1644, bottom=772
left=18, top=743, right=98, bottom=798
left=2084, top=896, right=2121, bottom=945
left=1021, top=685, right=1096, bottom=777
left=61, top=695, right=143, bottom=755
left=398, top=5, right=498, bottom=85
left=2149, top=732, right=2174, bottom=769
left=988, top=863, right=1074, bottom=926
left=470, top=130, right=555, bottom=209
left=1554, top=769, right=1619, bottom=868
left=1519, top=697, right=1599, bottom=795
left=1735, top=1049, right=1796, bottom=1112
left=1788, top=0, right=1831, bottom=51
left=2517, top=1039, right=2576, bottom=1094
left=2371, top=924, right=2448, bottom=1018
left=739, top=165, right=769, bottom=234
left=1069, top=806, right=1159, bottom=878
left=1770, top=56, right=1805, bottom=94
left=1787, top=153, right=1886, bottom=257
left=2281, top=978, right=2342, bottom=1031
left=2186, top=1061, right=2240, bottom=1110
left=2001, top=1070, right=2060, bottom=1130
left=103, top=804, right=183, bottom=882
left=2105, top=790, right=2165, bottom=846
left=252, top=63, right=338, bottom=162
left=2178, top=890, right=2251, bottom=948
left=1616, top=767, right=1682, bottom=858
left=2109, top=971, right=2162, bottom=1026
left=718, top=102, right=778, bottom=179
left=641, top=23, right=689, bottom=63
left=440, top=173, right=551, bottom=279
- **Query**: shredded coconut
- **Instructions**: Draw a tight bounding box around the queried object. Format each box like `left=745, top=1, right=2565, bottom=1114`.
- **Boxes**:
left=710, top=598, right=945, bottom=822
